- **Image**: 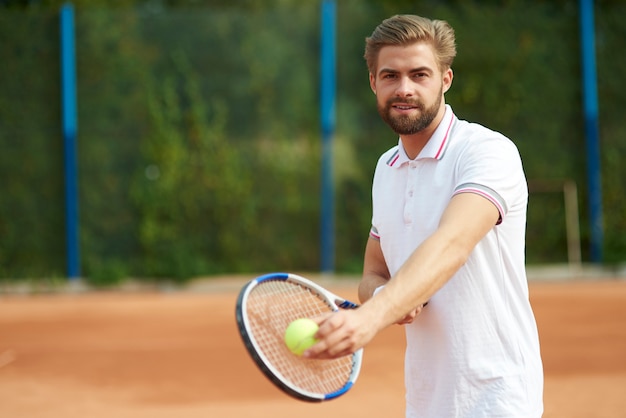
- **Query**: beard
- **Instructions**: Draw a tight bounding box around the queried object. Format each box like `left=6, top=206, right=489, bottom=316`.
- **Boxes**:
left=377, top=87, right=443, bottom=135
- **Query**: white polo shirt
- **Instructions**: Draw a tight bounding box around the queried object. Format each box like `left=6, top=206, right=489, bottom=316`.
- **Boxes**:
left=370, top=105, right=543, bottom=417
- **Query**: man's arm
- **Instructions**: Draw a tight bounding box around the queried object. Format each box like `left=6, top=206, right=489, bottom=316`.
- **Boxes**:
left=360, top=237, right=426, bottom=325
left=305, top=192, right=500, bottom=359
left=375, top=192, right=500, bottom=321
left=358, top=237, right=390, bottom=303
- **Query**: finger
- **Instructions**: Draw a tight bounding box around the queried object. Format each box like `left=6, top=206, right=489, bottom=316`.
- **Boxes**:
left=310, top=311, right=334, bottom=327
left=396, top=304, right=428, bottom=325
left=306, top=314, right=355, bottom=359
left=399, top=309, right=417, bottom=324
left=304, top=334, right=355, bottom=359
left=302, top=316, right=341, bottom=358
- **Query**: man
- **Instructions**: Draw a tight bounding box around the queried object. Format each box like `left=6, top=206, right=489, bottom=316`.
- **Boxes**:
left=305, top=14, right=544, bottom=417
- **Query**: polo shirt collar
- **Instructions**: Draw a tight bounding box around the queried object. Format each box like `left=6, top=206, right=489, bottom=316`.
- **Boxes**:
left=386, top=104, right=455, bottom=168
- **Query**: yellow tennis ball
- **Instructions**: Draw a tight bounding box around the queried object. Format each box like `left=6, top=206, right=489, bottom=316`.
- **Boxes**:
left=284, top=318, right=319, bottom=356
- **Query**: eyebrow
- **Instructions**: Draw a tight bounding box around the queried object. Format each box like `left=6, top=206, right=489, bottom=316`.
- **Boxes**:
left=378, top=66, right=434, bottom=77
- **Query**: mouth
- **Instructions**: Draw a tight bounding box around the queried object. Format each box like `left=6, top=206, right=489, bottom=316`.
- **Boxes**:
left=392, top=104, right=417, bottom=110
left=390, top=103, right=420, bottom=115
left=389, top=99, right=422, bottom=111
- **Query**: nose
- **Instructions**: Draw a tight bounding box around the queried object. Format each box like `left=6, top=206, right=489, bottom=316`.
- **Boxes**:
left=395, top=76, right=414, bottom=97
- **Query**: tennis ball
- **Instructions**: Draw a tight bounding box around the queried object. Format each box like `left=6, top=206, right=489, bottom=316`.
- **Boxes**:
left=284, top=318, right=319, bottom=356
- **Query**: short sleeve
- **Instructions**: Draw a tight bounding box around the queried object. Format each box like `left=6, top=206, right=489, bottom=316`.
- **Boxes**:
left=452, top=132, right=527, bottom=225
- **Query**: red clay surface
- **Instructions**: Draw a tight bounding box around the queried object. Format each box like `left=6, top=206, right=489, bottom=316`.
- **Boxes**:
left=1, top=278, right=625, bottom=417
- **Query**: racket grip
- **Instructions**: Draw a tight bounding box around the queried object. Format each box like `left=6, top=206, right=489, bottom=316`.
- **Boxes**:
left=338, top=300, right=359, bottom=309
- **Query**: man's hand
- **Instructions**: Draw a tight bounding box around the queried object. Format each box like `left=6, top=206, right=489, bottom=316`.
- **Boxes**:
left=303, top=309, right=379, bottom=360
left=395, top=303, right=427, bottom=325
left=303, top=300, right=427, bottom=359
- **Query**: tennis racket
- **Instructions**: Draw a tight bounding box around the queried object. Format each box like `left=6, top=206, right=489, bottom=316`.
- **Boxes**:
left=235, top=272, right=363, bottom=402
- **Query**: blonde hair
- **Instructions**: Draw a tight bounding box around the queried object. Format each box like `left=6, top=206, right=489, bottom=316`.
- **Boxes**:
left=364, top=14, right=457, bottom=74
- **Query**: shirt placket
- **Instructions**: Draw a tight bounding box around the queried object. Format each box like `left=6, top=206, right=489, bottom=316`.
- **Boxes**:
left=404, top=161, right=419, bottom=225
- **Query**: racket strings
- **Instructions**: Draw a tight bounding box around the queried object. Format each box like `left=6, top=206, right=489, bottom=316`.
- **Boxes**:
left=245, top=280, right=355, bottom=396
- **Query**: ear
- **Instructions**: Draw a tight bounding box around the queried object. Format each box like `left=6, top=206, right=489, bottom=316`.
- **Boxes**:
left=369, top=72, right=377, bottom=94
left=443, top=68, right=453, bottom=93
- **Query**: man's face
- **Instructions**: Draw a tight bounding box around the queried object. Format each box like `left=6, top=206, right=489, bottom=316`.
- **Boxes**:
left=369, top=42, right=452, bottom=135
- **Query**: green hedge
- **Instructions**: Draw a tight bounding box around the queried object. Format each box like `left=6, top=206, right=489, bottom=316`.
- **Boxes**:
left=1, top=1, right=624, bottom=283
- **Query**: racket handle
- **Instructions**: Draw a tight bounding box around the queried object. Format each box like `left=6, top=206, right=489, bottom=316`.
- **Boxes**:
left=337, top=300, right=359, bottom=309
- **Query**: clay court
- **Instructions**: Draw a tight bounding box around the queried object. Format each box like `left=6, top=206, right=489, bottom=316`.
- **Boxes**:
left=1, top=276, right=625, bottom=417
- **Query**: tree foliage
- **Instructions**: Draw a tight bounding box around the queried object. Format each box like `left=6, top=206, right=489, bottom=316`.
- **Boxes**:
left=1, top=1, right=624, bottom=283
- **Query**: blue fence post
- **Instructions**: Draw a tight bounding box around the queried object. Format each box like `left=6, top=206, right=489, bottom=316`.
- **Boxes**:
left=579, top=0, right=603, bottom=263
left=320, top=0, right=336, bottom=273
left=60, top=3, right=81, bottom=279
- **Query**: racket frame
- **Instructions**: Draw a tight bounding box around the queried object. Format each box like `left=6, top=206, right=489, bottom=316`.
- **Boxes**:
left=235, top=272, right=363, bottom=402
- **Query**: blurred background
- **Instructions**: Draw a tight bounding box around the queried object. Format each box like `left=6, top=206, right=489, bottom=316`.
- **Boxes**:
left=1, top=0, right=624, bottom=286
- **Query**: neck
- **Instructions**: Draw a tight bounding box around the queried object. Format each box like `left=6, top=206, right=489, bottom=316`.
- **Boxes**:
left=400, top=104, right=446, bottom=160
